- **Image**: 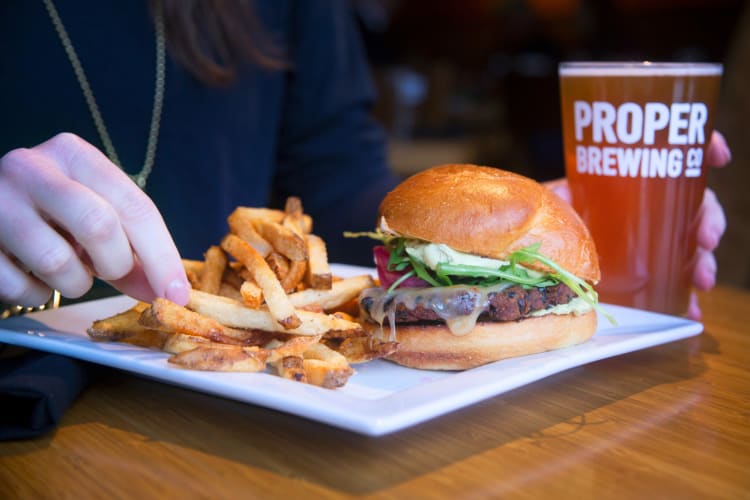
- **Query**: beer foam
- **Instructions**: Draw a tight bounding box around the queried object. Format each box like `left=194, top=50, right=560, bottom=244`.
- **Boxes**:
left=559, top=63, right=722, bottom=77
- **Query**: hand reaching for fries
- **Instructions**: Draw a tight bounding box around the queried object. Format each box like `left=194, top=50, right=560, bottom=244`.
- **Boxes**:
left=87, top=198, right=397, bottom=389
left=0, top=133, right=191, bottom=308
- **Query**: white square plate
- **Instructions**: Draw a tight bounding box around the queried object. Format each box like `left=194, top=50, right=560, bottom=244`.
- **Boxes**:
left=0, top=264, right=702, bottom=436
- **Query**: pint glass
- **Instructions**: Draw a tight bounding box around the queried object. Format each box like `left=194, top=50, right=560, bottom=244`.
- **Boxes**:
left=559, top=62, right=723, bottom=315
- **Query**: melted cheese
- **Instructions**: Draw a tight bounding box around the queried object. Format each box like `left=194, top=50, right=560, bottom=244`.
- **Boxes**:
left=362, top=285, right=592, bottom=338
left=362, top=283, right=508, bottom=336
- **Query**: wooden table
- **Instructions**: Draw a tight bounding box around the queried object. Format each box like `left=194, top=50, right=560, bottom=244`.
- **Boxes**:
left=1, top=286, right=749, bottom=498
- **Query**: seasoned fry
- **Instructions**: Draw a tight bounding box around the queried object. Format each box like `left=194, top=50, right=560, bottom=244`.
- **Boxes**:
left=253, top=219, right=307, bottom=262
left=302, top=343, right=355, bottom=389
left=188, top=289, right=362, bottom=336
left=221, top=265, right=245, bottom=289
left=182, top=259, right=204, bottom=276
left=162, top=333, right=211, bottom=354
left=218, top=282, right=243, bottom=301
left=139, top=298, right=262, bottom=345
left=87, top=304, right=170, bottom=349
left=169, top=345, right=268, bottom=372
left=221, top=233, right=301, bottom=330
left=288, top=275, right=373, bottom=312
left=265, top=334, right=322, bottom=364
left=327, top=337, right=399, bottom=364
left=282, top=196, right=305, bottom=237
left=280, top=259, right=307, bottom=293
left=199, top=245, right=227, bottom=294
left=305, top=234, right=332, bottom=289
left=274, top=356, right=307, bottom=382
left=265, top=251, right=290, bottom=281
left=233, top=206, right=313, bottom=233
left=233, top=206, right=286, bottom=223
left=240, top=280, right=263, bottom=308
left=227, top=209, right=274, bottom=257
left=236, top=265, right=254, bottom=283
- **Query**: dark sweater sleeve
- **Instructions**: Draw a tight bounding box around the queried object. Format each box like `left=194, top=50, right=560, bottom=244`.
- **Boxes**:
left=273, top=0, right=400, bottom=266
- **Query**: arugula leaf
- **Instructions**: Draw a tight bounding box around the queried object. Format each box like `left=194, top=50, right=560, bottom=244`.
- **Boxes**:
left=511, top=245, right=616, bottom=325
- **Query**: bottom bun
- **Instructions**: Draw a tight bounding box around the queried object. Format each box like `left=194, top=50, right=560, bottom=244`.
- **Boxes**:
left=365, top=310, right=598, bottom=370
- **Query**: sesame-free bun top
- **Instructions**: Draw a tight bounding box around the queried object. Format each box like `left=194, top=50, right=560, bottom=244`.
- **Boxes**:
left=378, top=164, right=601, bottom=283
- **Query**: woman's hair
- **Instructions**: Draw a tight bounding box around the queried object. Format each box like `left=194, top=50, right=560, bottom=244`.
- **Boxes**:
left=157, top=0, right=286, bottom=86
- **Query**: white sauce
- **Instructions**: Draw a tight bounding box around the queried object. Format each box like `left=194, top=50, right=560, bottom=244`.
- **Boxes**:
left=404, top=242, right=545, bottom=278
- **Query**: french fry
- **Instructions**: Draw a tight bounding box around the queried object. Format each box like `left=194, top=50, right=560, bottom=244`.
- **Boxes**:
left=253, top=219, right=307, bottom=262
left=327, top=337, right=399, bottom=364
left=162, top=333, right=212, bottom=354
left=233, top=206, right=286, bottom=223
left=199, top=245, right=227, bottom=294
left=227, top=209, right=274, bottom=257
left=280, top=259, right=307, bottom=293
left=221, top=233, right=301, bottom=330
left=240, top=280, right=263, bottom=308
left=232, top=206, right=313, bottom=234
left=185, top=269, right=200, bottom=288
left=221, top=265, right=245, bottom=289
left=236, top=266, right=254, bottom=283
left=87, top=304, right=170, bottom=349
left=288, top=275, right=373, bottom=312
left=188, top=289, right=363, bottom=336
left=182, top=259, right=204, bottom=276
left=274, top=356, right=307, bottom=382
left=182, top=259, right=203, bottom=288
left=168, top=345, right=268, bottom=372
left=302, top=342, right=355, bottom=389
left=265, top=334, right=322, bottom=364
left=218, top=282, right=244, bottom=301
left=139, top=298, right=264, bottom=345
left=265, top=251, right=290, bottom=281
left=282, top=196, right=305, bottom=237
left=305, top=234, right=332, bottom=289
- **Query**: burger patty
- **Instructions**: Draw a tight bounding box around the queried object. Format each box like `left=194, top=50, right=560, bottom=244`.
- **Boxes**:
left=360, top=283, right=576, bottom=324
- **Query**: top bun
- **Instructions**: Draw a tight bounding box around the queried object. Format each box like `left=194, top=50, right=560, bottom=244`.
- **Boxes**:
left=378, top=164, right=600, bottom=283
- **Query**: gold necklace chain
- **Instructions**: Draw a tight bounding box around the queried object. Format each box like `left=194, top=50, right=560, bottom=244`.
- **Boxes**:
left=42, top=0, right=166, bottom=189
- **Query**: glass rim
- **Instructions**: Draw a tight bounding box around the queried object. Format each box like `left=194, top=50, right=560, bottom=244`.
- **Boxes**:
left=559, top=61, right=723, bottom=76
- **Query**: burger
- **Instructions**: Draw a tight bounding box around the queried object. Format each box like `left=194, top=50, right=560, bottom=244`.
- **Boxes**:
left=350, top=164, right=608, bottom=370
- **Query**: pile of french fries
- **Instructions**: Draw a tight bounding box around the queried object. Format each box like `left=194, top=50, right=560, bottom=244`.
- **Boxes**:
left=87, top=198, right=397, bottom=389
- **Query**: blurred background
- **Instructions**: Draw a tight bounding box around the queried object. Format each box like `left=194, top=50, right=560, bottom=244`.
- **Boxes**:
left=352, top=0, right=750, bottom=290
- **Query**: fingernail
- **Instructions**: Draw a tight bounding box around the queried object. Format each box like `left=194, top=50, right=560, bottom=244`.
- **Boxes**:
left=165, top=278, right=190, bottom=306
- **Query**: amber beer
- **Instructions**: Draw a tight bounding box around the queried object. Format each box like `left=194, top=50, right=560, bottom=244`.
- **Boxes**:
left=559, top=62, right=722, bottom=315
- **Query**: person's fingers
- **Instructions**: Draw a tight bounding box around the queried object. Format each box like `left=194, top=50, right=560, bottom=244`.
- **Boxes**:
left=696, top=188, right=726, bottom=252
left=37, top=134, right=190, bottom=305
left=0, top=205, right=94, bottom=298
left=9, top=148, right=135, bottom=282
left=0, top=168, right=94, bottom=299
left=108, top=258, right=162, bottom=303
left=706, top=130, right=731, bottom=168
left=692, top=247, right=717, bottom=292
left=0, top=249, right=53, bottom=307
left=687, top=292, right=702, bottom=321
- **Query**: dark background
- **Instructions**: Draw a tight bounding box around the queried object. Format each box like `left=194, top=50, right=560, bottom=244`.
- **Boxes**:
left=354, top=0, right=750, bottom=289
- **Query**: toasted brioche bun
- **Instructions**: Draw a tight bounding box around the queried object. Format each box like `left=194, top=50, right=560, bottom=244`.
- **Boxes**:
left=378, top=164, right=600, bottom=283
left=364, top=310, right=598, bottom=370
